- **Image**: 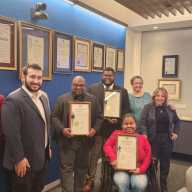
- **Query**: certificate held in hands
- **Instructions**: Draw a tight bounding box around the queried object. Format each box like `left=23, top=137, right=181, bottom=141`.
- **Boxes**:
left=69, top=102, right=91, bottom=135
left=116, top=134, right=137, bottom=170
left=104, top=90, right=121, bottom=118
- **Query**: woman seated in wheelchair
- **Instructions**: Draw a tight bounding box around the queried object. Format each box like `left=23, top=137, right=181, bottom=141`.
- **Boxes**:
left=103, top=113, right=151, bottom=192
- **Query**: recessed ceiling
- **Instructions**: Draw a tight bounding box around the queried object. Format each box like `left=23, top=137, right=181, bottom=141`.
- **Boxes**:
left=114, top=0, right=192, bottom=19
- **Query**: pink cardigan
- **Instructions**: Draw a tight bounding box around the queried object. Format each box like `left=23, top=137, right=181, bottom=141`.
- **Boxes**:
left=103, top=130, right=151, bottom=173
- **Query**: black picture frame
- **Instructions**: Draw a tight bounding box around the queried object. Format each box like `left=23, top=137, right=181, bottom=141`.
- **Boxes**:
left=162, top=55, right=178, bottom=78
left=53, top=31, right=73, bottom=74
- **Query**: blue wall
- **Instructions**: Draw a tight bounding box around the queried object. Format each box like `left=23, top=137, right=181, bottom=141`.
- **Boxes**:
left=0, top=0, right=127, bottom=188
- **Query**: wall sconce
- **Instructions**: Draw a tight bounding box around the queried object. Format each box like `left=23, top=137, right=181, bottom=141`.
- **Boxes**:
left=31, top=2, right=48, bottom=20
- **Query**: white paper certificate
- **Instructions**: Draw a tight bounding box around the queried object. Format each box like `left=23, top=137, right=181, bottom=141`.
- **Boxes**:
left=57, top=37, right=70, bottom=69
left=76, top=43, right=88, bottom=69
left=164, top=57, right=175, bottom=75
left=70, top=102, right=91, bottom=135
left=94, top=47, right=103, bottom=68
left=104, top=91, right=121, bottom=118
left=117, top=135, right=137, bottom=170
left=106, top=47, right=116, bottom=71
left=0, top=23, right=11, bottom=63
left=27, top=34, right=44, bottom=69
left=117, top=51, right=124, bottom=70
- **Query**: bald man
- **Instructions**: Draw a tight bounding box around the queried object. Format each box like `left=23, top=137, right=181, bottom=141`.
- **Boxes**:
left=52, top=76, right=102, bottom=192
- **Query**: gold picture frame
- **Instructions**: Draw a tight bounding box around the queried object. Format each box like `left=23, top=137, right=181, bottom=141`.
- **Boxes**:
left=158, top=79, right=181, bottom=100
left=0, top=16, right=17, bottom=70
left=73, top=37, right=91, bottom=72
left=18, top=21, right=53, bottom=80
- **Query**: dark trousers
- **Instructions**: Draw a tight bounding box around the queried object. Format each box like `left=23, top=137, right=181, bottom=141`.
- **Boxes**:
left=151, top=133, right=173, bottom=192
left=0, top=165, right=11, bottom=192
left=86, top=135, right=103, bottom=181
left=10, top=163, right=47, bottom=192
left=59, top=138, right=91, bottom=192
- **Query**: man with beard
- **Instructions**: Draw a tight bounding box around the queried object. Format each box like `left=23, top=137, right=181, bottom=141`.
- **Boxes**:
left=83, top=67, right=131, bottom=191
left=1, top=64, right=51, bottom=192
left=52, top=76, right=102, bottom=192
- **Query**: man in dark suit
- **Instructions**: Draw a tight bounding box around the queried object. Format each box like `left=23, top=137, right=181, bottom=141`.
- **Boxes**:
left=1, top=64, right=51, bottom=192
left=52, top=76, right=102, bottom=192
left=83, top=67, right=131, bottom=191
left=0, top=94, right=5, bottom=163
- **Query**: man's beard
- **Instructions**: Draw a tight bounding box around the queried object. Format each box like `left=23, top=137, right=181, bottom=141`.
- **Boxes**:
left=102, top=79, right=114, bottom=87
left=25, top=82, right=41, bottom=93
left=72, top=91, right=85, bottom=100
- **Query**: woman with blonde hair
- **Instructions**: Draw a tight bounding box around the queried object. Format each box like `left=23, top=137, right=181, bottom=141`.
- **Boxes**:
left=129, top=76, right=151, bottom=133
left=141, top=87, right=180, bottom=192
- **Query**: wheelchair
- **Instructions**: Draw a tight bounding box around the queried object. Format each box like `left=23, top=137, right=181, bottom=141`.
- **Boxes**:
left=99, top=157, right=160, bottom=192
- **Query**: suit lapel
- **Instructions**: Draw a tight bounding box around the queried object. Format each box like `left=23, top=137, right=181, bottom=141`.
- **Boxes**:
left=20, top=89, right=45, bottom=123
left=40, top=95, right=50, bottom=124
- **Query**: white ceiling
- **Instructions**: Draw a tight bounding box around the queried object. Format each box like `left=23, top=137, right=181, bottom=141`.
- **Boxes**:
left=77, top=0, right=192, bottom=31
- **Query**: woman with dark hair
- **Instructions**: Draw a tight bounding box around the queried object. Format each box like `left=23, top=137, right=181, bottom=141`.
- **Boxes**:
left=141, top=87, right=180, bottom=192
left=103, top=113, right=151, bottom=192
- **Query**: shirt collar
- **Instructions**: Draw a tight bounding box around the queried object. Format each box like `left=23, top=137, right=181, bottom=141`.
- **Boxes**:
left=103, top=83, right=114, bottom=90
left=22, top=85, right=41, bottom=99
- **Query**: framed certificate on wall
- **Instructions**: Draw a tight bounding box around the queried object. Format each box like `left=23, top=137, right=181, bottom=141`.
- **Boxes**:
left=69, top=102, right=91, bottom=135
left=18, top=22, right=53, bottom=80
left=105, top=46, right=117, bottom=71
left=116, top=134, right=137, bottom=170
left=162, top=55, right=178, bottom=78
left=0, top=16, right=16, bottom=70
left=158, top=79, right=181, bottom=100
left=53, top=31, right=72, bottom=74
left=92, top=42, right=105, bottom=71
left=74, top=37, right=91, bottom=72
left=117, top=49, right=125, bottom=71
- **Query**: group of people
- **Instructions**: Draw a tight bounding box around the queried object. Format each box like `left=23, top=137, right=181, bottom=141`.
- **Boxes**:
left=0, top=64, right=180, bottom=192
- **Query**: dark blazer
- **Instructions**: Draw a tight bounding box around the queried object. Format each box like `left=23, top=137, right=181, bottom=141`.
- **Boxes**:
left=87, top=82, right=131, bottom=117
left=52, top=92, right=102, bottom=134
left=52, top=92, right=102, bottom=150
left=140, top=102, right=180, bottom=142
left=1, top=88, right=51, bottom=171
left=0, top=95, right=5, bottom=162
left=87, top=82, right=131, bottom=137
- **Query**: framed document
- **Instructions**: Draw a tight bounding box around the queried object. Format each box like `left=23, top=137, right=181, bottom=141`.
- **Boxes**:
left=117, top=49, right=125, bottom=72
left=116, top=134, right=137, bottom=170
left=92, top=42, right=105, bottom=71
left=53, top=31, right=72, bottom=74
left=74, top=37, right=91, bottom=72
left=105, top=47, right=117, bottom=71
left=104, top=90, right=121, bottom=118
left=69, top=102, right=91, bottom=135
left=162, top=55, right=178, bottom=78
left=18, top=22, right=53, bottom=80
left=0, top=16, right=16, bottom=70
left=158, top=79, right=181, bottom=100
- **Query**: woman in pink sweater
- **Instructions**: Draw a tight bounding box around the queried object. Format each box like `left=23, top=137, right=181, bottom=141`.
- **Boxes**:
left=103, top=113, right=151, bottom=192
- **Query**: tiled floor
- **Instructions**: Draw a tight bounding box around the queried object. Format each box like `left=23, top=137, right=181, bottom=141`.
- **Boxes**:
left=48, top=158, right=191, bottom=192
